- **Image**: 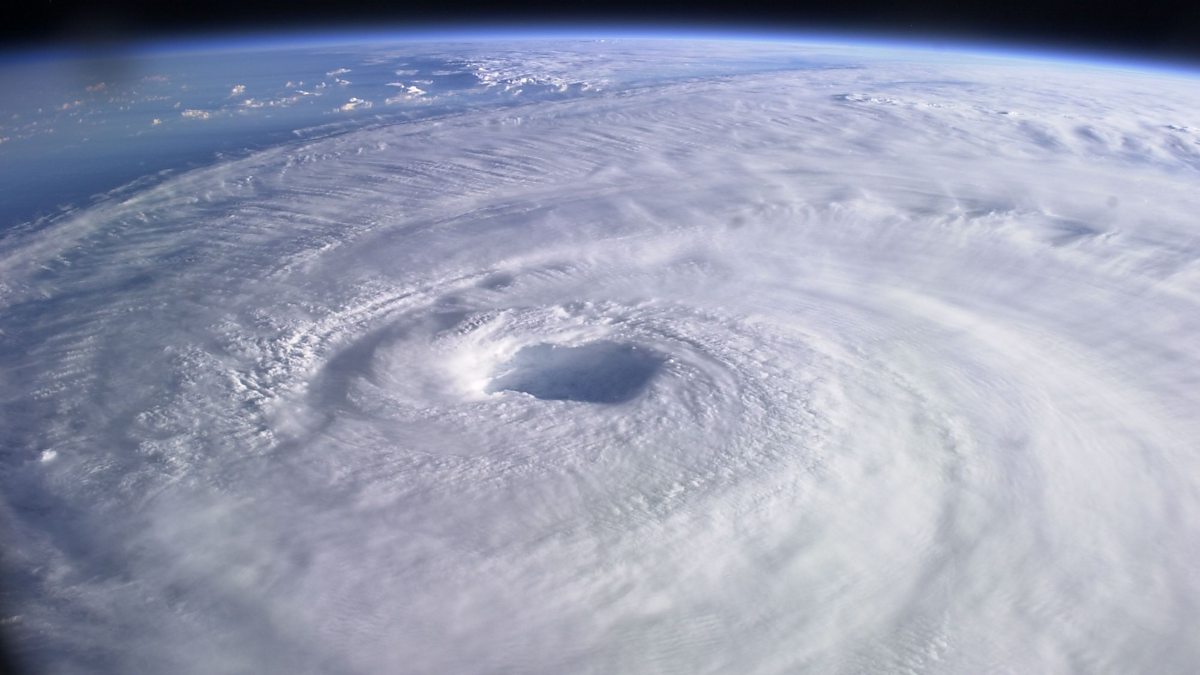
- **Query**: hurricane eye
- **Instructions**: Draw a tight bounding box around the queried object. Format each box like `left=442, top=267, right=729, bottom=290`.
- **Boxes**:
left=486, top=341, right=664, bottom=404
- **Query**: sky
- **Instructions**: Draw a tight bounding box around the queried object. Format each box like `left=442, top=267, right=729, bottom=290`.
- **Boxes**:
left=5, top=0, right=1200, bottom=65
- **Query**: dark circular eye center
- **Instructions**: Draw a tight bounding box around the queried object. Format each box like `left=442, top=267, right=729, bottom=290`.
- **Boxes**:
left=487, top=341, right=664, bottom=404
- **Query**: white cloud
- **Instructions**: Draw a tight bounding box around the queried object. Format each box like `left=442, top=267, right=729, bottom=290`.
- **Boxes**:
left=384, top=86, right=427, bottom=105
left=337, top=97, right=372, bottom=112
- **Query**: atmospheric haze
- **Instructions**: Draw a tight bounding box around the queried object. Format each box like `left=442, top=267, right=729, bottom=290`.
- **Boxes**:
left=2, top=37, right=1200, bottom=674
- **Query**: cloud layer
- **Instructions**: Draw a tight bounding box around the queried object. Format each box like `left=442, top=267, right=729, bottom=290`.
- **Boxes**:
left=2, top=41, right=1200, bottom=674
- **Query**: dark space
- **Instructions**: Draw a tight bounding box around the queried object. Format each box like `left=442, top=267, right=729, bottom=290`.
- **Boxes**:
left=5, top=0, right=1200, bottom=67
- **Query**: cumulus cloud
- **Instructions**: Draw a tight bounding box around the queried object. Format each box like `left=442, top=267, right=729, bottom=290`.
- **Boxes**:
left=337, top=97, right=372, bottom=112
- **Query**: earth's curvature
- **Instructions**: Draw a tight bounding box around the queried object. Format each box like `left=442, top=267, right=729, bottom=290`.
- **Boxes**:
left=2, top=36, right=1200, bottom=674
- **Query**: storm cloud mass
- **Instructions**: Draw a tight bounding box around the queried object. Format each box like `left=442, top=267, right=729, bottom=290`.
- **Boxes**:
left=2, top=39, right=1200, bottom=674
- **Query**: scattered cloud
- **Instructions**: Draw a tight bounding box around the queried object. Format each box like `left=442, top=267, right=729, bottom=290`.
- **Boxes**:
left=337, top=97, right=372, bottom=112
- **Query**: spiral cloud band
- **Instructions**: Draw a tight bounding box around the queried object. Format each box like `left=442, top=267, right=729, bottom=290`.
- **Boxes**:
left=2, top=41, right=1200, bottom=673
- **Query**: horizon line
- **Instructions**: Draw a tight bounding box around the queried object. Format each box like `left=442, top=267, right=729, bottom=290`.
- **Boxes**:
left=3, top=24, right=1198, bottom=78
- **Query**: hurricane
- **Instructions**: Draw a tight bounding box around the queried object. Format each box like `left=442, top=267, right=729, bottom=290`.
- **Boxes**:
left=2, top=37, right=1199, bottom=674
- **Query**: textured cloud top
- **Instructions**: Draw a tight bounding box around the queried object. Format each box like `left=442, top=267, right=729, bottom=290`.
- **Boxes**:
left=2, top=40, right=1200, bottom=674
